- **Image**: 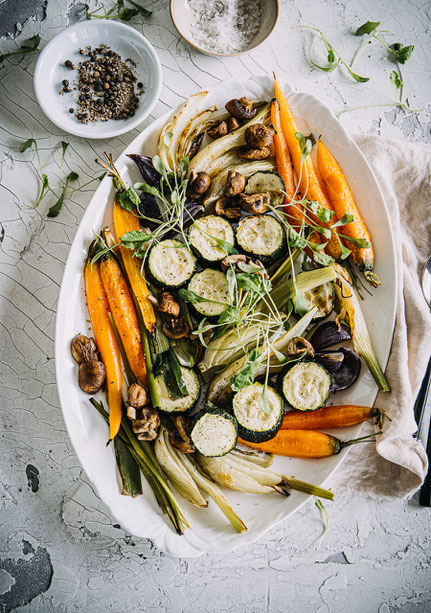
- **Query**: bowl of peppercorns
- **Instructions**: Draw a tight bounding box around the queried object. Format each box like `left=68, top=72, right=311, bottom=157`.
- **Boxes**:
left=34, top=20, right=162, bottom=139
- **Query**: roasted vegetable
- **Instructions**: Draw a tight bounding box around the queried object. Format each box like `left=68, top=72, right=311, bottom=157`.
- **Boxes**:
left=84, top=254, right=122, bottom=441
left=282, top=404, right=382, bottom=430
left=270, top=98, right=295, bottom=203
left=100, top=251, right=148, bottom=386
left=239, top=429, right=381, bottom=458
left=78, top=360, right=106, bottom=393
left=310, top=320, right=352, bottom=350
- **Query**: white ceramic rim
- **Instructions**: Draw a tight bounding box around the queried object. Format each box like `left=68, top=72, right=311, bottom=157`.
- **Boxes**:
left=55, top=76, right=397, bottom=557
left=33, top=20, right=162, bottom=139
left=169, top=0, right=280, bottom=57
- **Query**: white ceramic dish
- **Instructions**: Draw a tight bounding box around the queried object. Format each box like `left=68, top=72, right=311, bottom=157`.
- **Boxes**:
left=169, top=0, right=279, bottom=57
left=55, top=75, right=397, bottom=557
left=34, top=20, right=162, bottom=139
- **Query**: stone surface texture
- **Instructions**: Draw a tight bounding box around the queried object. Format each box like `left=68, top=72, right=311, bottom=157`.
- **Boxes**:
left=0, top=0, right=430, bottom=611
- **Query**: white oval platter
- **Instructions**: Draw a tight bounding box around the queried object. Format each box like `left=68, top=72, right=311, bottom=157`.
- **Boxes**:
left=55, top=75, right=397, bottom=558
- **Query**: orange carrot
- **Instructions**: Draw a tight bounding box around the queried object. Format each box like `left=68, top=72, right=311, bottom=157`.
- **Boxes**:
left=316, top=140, right=375, bottom=275
left=84, top=258, right=122, bottom=441
left=238, top=429, right=380, bottom=458
left=113, top=197, right=156, bottom=333
left=282, top=405, right=381, bottom=430
left=100, top=253, right=147, bottom=387
left=274, top=76, right=341, bottom=260
left=271, top=98, right=295, bottom=204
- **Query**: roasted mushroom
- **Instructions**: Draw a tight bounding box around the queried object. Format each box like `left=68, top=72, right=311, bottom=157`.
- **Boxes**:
left=78, top=360, right=106, bottom=394
left=157, top=291, right=180, bottom=318
left=127, top=383, right=150, bottom=409
left=226, top=116, right=240, bottom=132
left=287, top=336, right=315, bottom=358
left=215, top=196, right=242, bottom=220
left=225, top=97, right=256, bottom=120
left=220, top=253, right=247, bottom=272
left=207, top=120, right=228, bottom=139
left=163, top=318, right=190, bottom=339
left=132, top=407, right=160, bottom=441
left=169, top=416, right=195, bottom=453
left=245, top=124, right=273, bottom=148
left=239, top=192, right=271, bottom=214
left=71, top=334, right=98, bottom=364
left=188, top=171, right=211, bottom=198
left=224, top=170, right=246, bottom=197
left=237, top=145, right=271, bottom=160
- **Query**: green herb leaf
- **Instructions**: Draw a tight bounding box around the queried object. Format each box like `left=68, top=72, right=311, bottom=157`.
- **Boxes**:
left=332, top=213, right=354, bottom=227
left=389, top=43, right=414, bottom=64
left=346, top=68, right=370, bottom=83
left=47, top=171, right=78, bottom=217
left=61, top=141, right=68, bottom=157
left=339, top=241, right=352, bottom=260
left=236, top=272, right=264, bottom=294
left=295, top=131, right=314, bottom=159
left=127, top=0, right=152, bottom=16
left=309, top=35, right=339, bottom=73
left=259, top=386, right=271, bottom=415
left=35, top=174, right=49, bottom=208
left=355, top=21, right=380, bottom=36
left=118, top=7, right=139, bottom=20
left=19, top=138, right=37, bottom=153
left=313, top=250, right=334, bottom=266
left=307, top=200, right=319, bottom=214
left=119, top=186, right=140, bottom=212
left=271, top=346, right=288, bottom=365
left=179, top=288, right=224, bottom=306
left=226, top=267, right=237, bottom=303
left=120, top=230, right=151, bottom=251
left=230, top=348, right=262, bottom=392
left=316, top=207, right=333, bottom=223
left=164, top=131, right=173, bottom=147
left=134, top=181, right=161, bottom=199
left=390, top=70, right=402, bottom=89
left=237, top=261, right=266, bottom=274
left=338, top=234, right=371, bottom=249
left=152, top=155, right=165, bottom=175
left=217, top=306, right=241, bottom=326
left=0, top=35, right=41, bottom=62
left=67, top=171, right=79, bottom=182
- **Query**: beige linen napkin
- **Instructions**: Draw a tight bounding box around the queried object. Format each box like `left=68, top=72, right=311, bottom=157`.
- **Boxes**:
left=331, top=134, right=431, bottom=498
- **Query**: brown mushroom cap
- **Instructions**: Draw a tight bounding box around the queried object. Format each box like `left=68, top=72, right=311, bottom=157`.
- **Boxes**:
left=207, top=121, right=228, bottom=139
left=224, top=170, right=246, bottom=198
left=71, top=334, right=98, bottom=364
left=163, top=318, right=190, bottom=339
left=237, top=146, right=271, bottom=160
left=225, top=98, right=257, bottom=120
left=158, top=291, right=180, bottom=318
left=215, top=196, right=242, bottom=220
left=189, top=171, right=211, bottom=196
left=245, top=124, right=273, bottom=148
left=287, top=336, right=315, bottom=358
left=226, top=116, right=240, bottom=132
left=239, top=192, right=271, bottom=214
left=132, top=408, right=160, bottom=441
left=128, top=383, right=150, bottom=409
left=78, top=360, right=106, bottom=394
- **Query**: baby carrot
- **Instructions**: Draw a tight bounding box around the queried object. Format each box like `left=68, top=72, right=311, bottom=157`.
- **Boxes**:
left=84, top=256, right=122, bottom=441
left=274, top=76, right=341, bottom=260
left=271, top=98, right=295, bottom=204
left=238, top=430, right=381, bottom=458
left=100, top=252, right=148, bottom=387
left=316, top=140, right=376, bottom=280
left=113, top=197, right=156, bottom=333
left=282, top=405, right=381, bottom=430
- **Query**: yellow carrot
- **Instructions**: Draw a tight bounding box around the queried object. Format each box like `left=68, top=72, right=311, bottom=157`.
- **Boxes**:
left=84, top=257, right=122, bottom=441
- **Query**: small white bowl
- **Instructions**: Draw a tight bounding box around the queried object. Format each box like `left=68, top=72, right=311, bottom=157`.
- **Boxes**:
left=34, top=20, right=162, bottom=139
left=170, top=0, right=279, bottom=57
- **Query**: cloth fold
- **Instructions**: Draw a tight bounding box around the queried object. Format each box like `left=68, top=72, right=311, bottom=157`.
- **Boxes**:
left=332, top=134, right=431, bottom=499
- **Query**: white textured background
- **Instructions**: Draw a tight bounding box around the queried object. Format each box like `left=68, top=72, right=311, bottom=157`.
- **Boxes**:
left=0, top=0, right=430, bottom=611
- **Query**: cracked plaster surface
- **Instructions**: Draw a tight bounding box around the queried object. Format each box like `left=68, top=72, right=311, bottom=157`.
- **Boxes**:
left=0, top=0, right=430, bottom=611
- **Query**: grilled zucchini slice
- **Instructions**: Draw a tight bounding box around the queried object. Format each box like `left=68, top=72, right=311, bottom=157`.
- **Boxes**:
left=155, top=366, right=201, bottom=415
left=146, top=239, right=196, bottom=288
left=236, top=214, right=287, bottom=265
left=232, top=382, right=284, bottom=443
left=292, top=277, right=334, bottom=322
left=245, top=171, right=285, bottom=207
left=190, top=408, right=238, bottom=457
left=187, top=268, right=230, bottom=318
left=189, top=215, right=235, bottom=264
left=278, top=362, right=332, bottom=411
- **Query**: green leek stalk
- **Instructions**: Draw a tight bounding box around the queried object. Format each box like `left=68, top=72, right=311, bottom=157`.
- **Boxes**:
left=282, top=478, right=334, bottom=501
left=270, top=267, right=336, bottom=310
left=114, top=436, right=143, bottom=497
left=90, top=398, right=189, bottom=534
